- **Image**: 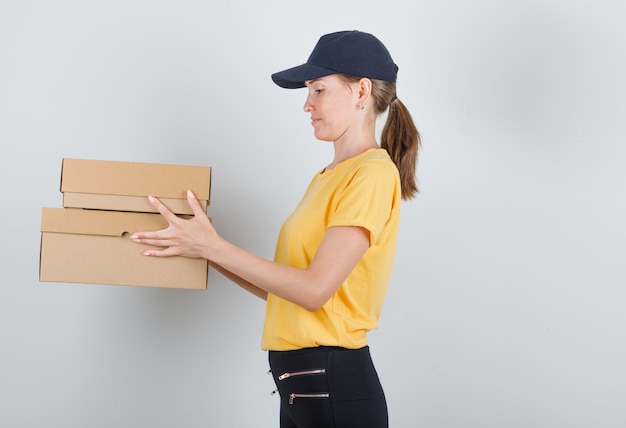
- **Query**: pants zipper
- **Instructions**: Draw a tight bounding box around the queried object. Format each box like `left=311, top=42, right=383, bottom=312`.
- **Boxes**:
left=289, top=392, right=330, bottom=405
left=271, top=367, right=329, bottom=401
left=278, top=368, right=326, bottom=381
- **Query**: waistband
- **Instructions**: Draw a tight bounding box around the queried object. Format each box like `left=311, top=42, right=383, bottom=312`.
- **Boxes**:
left=268, top=345, right=368, bottom=356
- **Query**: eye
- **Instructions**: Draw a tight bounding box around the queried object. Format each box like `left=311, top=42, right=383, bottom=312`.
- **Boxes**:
left=314, top=88, right=323, bottom=94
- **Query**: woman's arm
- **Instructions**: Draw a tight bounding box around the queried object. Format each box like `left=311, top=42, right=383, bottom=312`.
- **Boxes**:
left=131, top=191, right=369, bottom=312
left=209, top=261, right=268, bottom=300
left=206, top=224, right=369, bottom=311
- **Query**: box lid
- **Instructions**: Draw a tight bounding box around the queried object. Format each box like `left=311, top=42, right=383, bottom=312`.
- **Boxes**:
left=60, top=158, right=211, bottom=201
left=41, top=207, right=170, bottom=237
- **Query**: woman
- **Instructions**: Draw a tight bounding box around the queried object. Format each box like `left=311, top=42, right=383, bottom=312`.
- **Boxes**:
left=131, top=30, right=420, bottom=428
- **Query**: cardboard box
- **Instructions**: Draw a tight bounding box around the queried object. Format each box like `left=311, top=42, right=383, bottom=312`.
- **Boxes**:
left=60, top=158, right=211, bottom=215
left=39, top=207, right=208, bottom=289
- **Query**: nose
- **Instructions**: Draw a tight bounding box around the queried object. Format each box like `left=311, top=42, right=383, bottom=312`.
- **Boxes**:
left=303, top=94, right=313, bottom=112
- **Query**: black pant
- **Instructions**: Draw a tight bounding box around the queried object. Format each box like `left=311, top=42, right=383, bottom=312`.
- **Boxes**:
left=268, top=346, right=388, bottom=428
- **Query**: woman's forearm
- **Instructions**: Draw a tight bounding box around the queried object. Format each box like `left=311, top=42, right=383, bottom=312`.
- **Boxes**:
left=209, top=261, right=268, bottom=301
left=207, top=226, right=369, bottom=312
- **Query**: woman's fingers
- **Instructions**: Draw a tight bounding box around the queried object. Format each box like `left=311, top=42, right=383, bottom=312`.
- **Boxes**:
left=185, top=190, right=207, bottom=218
left=131, top=232, right=173, bottom=246
left=148, top=195, right=179, bottom=224
left=142, top=246, right=180, bottom=257
left=185, top=190, right=216, bottom=232
left=130, top=195, right=177, bottom=243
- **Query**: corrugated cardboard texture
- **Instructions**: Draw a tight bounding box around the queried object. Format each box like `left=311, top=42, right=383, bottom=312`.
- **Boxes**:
left=40, top=208, right=207, bottom=289
left=61, top=158, right=211, bottom=215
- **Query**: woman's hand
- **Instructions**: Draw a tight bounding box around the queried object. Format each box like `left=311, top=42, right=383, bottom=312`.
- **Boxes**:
left=130, top=190, right=218, bottom=259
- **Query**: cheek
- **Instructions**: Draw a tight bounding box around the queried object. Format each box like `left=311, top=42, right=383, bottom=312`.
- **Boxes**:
left=332, top=104, right=357, bottom=128
left=326, top=97, right=354, bottom=120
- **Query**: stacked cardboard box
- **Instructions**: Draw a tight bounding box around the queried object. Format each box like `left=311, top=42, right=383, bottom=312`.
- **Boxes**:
left=39, top=158, right=212, bottom=290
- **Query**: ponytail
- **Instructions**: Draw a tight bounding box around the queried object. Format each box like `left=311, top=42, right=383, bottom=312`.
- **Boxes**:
left=380, top=96, right=420, bottom=200
left=374, top=81, right=420, bottom=200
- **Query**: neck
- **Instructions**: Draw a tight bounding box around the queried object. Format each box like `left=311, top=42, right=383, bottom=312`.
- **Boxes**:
left=324, top=114, right=378, bottom=171
left=326, top=138, right=378, bottom=171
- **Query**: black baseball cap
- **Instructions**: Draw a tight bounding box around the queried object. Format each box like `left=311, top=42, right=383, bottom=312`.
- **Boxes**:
left=271, top=30, right=399, bottom=89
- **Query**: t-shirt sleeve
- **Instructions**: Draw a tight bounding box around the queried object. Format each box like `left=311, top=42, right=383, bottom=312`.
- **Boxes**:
left=327, top=159, right=400, bottom=245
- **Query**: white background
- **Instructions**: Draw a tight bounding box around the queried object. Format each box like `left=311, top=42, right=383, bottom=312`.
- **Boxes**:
left=1, top=1, right=625, bottom=427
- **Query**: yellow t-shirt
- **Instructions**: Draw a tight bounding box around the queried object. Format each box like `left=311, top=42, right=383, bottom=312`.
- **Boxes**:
left=261, top=148, right=401, bottom=351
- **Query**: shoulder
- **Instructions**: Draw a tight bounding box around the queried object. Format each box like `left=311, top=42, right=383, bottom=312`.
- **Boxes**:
left=353, top=149, right=399, bottom=178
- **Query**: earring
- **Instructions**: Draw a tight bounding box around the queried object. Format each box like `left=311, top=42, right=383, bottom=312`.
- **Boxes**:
left=359, top=102, right=364, bottom=110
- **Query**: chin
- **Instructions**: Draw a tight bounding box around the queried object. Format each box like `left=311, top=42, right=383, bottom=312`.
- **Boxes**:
left=313, top=131, right=334, bottom=142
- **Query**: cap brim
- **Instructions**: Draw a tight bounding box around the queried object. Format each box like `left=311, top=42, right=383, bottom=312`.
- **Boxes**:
left=271, top=63, right=337, bottom=89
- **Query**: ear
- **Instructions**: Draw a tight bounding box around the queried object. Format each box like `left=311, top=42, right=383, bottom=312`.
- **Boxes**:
left=357, top=78, right=373, bottom=105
